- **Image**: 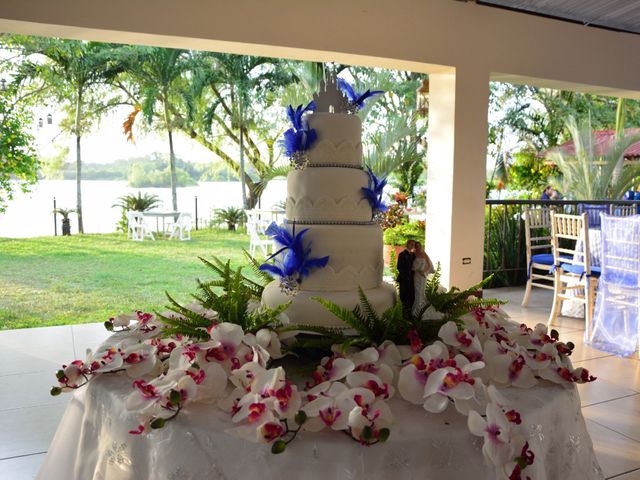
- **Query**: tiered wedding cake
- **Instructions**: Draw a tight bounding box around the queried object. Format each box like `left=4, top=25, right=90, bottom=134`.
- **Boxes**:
left=261, top=77, right=396, bottom=327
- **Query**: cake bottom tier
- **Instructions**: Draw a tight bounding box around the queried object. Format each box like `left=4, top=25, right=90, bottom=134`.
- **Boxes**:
left=262, top=280, right=397, bottom=328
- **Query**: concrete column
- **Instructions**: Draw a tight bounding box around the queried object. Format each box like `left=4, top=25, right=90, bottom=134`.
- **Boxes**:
left=425, top=67, right=489, bottom=289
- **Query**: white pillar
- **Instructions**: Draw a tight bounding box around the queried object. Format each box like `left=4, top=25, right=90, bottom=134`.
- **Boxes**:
left=425, top=67, right=489, bottom=289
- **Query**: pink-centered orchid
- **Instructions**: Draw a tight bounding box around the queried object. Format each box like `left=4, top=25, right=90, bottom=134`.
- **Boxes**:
left=467, top=402, right=520, bottom=468
left=398, top=340, right=451, bottom=405
left=438, top=321, right=484, bottom=362
left=483, top=340, right=538, bottom=389
left=308, top=355, right=355, bottom=387
left=422, top=354, right=485, bottom=413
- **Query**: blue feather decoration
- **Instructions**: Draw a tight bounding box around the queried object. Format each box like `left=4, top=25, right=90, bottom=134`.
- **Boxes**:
left=361, top=166, right=388, bottom=216
left=259, top=222, right=330, bottom=294
left=280, top=101, right=318, bottom=161
left=338, top=78, right=384, bottom=111
left=280, top=128, right=317, bottom=158
left=286, top=101, right=317, bottom=131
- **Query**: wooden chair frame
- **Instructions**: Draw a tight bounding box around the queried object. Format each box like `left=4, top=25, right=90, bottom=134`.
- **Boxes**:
left=521, top=207, right=554, bottom=306
left=609, top=204, right=637, bottom=217
left=548, top=212, right=598, bottom=335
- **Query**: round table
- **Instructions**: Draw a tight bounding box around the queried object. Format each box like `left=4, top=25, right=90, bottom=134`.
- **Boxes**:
left=37, top=375, right=603, bottom=480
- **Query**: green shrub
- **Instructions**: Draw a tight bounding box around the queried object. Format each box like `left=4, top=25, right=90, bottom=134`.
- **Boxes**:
left=507, top=149, right=559, bottom=196
left=383, top=221, right=425, bottom=246
left=483, top=205, right=526, bottom=287
left=213, top=206, right=247, bottom=230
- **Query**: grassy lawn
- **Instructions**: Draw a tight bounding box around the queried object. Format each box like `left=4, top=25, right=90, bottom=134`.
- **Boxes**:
left=0, top=229, right=255, bottom=330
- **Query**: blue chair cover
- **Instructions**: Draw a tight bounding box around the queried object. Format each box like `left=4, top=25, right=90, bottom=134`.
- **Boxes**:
left=588, top=214, right=640, bottom=357
left=577, top=204, right=608, bottom=228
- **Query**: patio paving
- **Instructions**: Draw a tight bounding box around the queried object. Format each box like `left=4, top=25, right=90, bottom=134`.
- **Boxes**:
left=0, top=287, right=638, bottom=479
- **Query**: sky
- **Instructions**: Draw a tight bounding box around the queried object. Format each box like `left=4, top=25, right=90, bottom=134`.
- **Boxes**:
left=32, top=104, right=219, bottom=164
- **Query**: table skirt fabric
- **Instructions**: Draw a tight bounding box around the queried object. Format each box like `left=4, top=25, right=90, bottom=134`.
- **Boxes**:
left=37, top=376, right=603, bottom=480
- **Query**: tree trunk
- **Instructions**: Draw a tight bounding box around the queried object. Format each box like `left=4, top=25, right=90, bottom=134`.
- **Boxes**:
left=238, top=94, right=248, bottom=209
left=163, top=98, right=178, bottom=212
left=75, top=88, right=84, bottom=234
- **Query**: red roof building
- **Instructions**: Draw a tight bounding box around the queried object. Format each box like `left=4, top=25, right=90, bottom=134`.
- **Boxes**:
left=554, top=129, right=640, bottom=160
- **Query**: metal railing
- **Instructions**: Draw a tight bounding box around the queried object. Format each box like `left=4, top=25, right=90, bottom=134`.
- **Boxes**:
left=483, top=199, right=640, bottom=287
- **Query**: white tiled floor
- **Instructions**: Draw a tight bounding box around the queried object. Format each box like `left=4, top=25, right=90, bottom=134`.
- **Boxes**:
left=0, top=288, right=638, bottom=479
left=490, top=287, right=640, bottom=480
left=0, top=323, right=110, bottom=479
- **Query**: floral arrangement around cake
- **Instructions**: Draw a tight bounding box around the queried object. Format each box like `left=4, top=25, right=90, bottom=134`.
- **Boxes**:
left=49, top=80, right=596, bottom=480
left=50, top=255, right=595, bottom=480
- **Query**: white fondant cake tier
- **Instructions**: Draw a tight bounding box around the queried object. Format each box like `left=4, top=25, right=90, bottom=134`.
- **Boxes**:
left=306, top=113, right=362, bottom=167
left=288, top=223, right=384, bottom=291
left=286, top=167, right=372, bottom=222
left=263, top=280, right=397, bottom=328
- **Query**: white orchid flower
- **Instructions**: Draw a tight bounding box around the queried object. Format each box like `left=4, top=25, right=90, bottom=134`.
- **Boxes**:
left=397, top=341, right=448, bottom=405
left=483, top=340, right=537, bottom=388
left=467, top=402, right=518, bottom=468
left=422, top=355, right=485, bottom=414
left=346, top=371, right=394, bottom=399
left=438, top=321, right=484, bottom=361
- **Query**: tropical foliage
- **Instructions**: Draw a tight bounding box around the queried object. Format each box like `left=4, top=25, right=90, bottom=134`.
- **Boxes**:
left=213, top=206, right=247, bottom=230
left=113, top=191, right=161, bottom=212
left=0, top=83, right=38, bottom=213
left=504, top=149, right=560, bottom=196
left=159, top=256, right=288, bottom=339
left=382, top=220, right=425, bottom=246
left=5, top=36, right=127, bottom=232
left=547, top=116, right=640, bottom=200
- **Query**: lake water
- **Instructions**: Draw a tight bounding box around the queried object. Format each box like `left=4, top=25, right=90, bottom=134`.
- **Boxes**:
left=0, top=180, right=287, bottom=238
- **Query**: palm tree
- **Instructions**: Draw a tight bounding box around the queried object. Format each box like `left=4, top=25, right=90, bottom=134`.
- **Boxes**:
left=548, top=116, right=640, bottom=200
left=124, top=47, right=191, bottom=212
left=164, top=52, right=294, bottom=208
left=8, top=37, right=125, bottom=233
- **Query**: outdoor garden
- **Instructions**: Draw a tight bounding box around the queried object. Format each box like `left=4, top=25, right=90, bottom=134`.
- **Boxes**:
left=3, top=34, right=640, bottom=329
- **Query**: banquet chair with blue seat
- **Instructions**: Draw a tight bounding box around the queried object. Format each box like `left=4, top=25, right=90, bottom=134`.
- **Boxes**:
left=578, top=203, right=608, bottom=228
left=587, top=214, right=640, bottom=358
left=610, top=203, right=637, bottom=217
left=548, top=212, right=600, bottom=330
left=521, top=207, right=555, bottom=306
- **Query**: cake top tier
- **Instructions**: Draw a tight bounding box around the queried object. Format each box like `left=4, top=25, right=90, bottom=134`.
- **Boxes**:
left=305, top=112, right=362, bottom=168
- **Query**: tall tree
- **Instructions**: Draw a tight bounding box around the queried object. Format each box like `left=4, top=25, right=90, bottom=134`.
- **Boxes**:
left=122, top=47, right=191, bottom=212
left=489, top=82, right=640, bottom=154
left=163, top=52, right=295, bottom=208
left=0, top=79, right=38, bottom=212
left=6, top=36, right=125, bottom=232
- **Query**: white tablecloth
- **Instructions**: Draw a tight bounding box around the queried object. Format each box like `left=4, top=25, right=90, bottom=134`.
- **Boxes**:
left=37, top=375, right=603, bottom=480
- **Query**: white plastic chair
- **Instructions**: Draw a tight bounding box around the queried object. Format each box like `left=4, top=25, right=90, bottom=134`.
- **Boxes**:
left=125, top=211, right=136, bottom=239
left=168, top=213, right=192, bottom=241
left=129, top=212, right=155, bottom=242
left=245, top=210, right=274, bottom=258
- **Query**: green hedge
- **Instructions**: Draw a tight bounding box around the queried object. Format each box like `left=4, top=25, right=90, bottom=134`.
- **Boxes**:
left=383, top=221, right=426, bottom=246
